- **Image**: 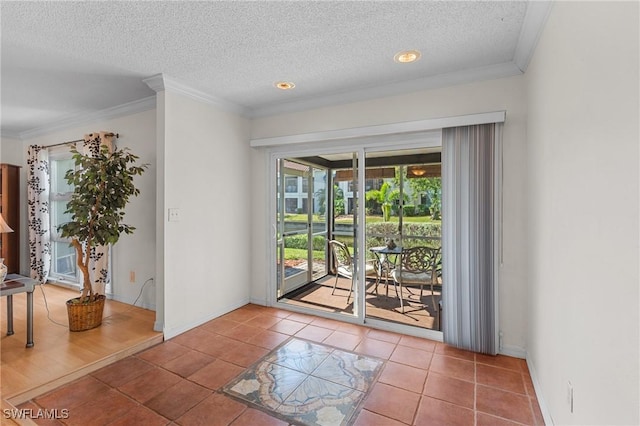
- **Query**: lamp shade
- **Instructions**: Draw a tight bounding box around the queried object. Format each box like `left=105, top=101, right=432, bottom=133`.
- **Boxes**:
left=0, top=213, right=14, bottom=233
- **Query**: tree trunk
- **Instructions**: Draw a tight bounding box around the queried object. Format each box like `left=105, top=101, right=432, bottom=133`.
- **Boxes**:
left=71, top=239, right=93, bottom=303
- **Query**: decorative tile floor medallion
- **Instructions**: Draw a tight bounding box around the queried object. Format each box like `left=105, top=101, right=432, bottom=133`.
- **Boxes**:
left=223, top=338, right=383, bottom=426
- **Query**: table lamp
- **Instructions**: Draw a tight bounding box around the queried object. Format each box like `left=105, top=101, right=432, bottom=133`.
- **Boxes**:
left=0, top=212, right=14, bottom=285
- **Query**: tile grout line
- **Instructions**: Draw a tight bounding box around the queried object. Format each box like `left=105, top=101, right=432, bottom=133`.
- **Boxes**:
left=22, top=305, right=542, bottom=426
left=222, top=314, right=533, bottom=424
left=223, top=337, right=386, bottom=426
left=196, top=308, right=537, bottom=424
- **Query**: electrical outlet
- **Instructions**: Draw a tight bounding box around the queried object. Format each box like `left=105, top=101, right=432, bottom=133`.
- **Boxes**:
left=129, top=270, right=136, bottom=283
left=168, top=208, right=181, bottom=222
left=567, top=381, right=574, bottom=413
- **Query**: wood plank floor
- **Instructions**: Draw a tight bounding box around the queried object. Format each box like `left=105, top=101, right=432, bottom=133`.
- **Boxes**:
left=1, top=283, right=162, bottom=405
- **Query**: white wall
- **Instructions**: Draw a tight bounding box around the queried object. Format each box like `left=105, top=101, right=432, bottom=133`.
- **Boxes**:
left=250, top=75, right=529, bottom=355
left=16, top=109, right=158, bottom=309
left=1, top=136, right=23, bottom=165
left=159, top=90, right=252, bottom=339
left=249, top=143, right=269, bottom=305
left=525, top=2, right=639, bottom=425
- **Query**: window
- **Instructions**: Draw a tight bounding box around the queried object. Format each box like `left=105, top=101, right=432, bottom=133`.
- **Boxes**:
left=365, top=178, right=383, bottom=191
left=49, top=150, right=78, bottom=283
left=285, top=198, right=298, bottom=213
left=285, top=176, right=298, bottom=193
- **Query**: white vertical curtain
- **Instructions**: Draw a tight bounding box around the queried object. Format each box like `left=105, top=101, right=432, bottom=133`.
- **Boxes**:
left=441, top=123, right=499, bottom=355
left=81, top=132, right=114, bottom=295
left=27, top=145, right=51, bottom=283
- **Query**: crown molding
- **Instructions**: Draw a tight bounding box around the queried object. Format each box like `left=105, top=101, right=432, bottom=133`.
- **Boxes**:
left=248, top=61, right=522, bottom=119
left=143, top=73, right=249, bottom=117
left=142, top=74, right=166, bottom=92
left=18, top=96, right=156, bottom=140
left=513, top=0, right=553, bottom=72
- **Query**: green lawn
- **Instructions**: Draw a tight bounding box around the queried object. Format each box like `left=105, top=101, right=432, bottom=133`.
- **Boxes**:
left=284, top=248, right=325, bottom=261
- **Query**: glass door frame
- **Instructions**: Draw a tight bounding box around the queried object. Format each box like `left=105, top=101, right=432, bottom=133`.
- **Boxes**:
left=267, top=135, right=444, bottom=341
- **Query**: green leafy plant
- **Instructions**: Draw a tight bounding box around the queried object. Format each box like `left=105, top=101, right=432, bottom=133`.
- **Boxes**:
left=408, top=177, right=441, bottom=220
left=58, top=145, right=147, bottom=303
left=365, top=181, right=393, bottom=221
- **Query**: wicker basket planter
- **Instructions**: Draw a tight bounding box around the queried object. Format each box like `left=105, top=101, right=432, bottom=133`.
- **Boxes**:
left=66, top=295, right=106, bottom=332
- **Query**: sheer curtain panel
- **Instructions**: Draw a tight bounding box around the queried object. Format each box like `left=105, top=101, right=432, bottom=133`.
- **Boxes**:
left=27, top=145, right=51, bottom=283
left=441, top=123, right=500, bottom=355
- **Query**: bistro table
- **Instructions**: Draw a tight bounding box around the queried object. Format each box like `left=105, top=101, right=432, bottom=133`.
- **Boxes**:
left=1, top=273, right=37, bottom=348
left=369, top=245, right=403, bottom=297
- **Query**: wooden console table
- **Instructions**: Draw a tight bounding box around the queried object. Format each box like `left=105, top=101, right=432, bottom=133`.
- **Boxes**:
left=1, top=274, right=37, bottom=348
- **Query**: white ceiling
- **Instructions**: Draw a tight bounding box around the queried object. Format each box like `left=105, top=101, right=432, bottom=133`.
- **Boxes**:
left=0, top=1, right=550, bottom=139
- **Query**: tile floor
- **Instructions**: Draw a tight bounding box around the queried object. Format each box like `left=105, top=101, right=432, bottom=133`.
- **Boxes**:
left=20, top=304, right=544, bottom=425
left=224, top=338, right=383, bottom=425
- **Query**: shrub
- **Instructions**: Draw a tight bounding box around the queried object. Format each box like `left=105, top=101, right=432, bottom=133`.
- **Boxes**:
left=403, top=205, right=416, bottom=216
left=415, top=205, right=429, bottom=216
left=365, top=222, right=441, bottom=250
left=285, top=234, right=326, bottom=251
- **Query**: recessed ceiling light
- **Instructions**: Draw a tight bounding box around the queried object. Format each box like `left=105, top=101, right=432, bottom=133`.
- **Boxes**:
left=275, top=81, right=295, bottom=90
left=394, top=50, right=421, bottom=63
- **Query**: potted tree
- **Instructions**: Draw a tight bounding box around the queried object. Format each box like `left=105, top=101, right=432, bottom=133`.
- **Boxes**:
left=59, top=144, right=147, bottom=331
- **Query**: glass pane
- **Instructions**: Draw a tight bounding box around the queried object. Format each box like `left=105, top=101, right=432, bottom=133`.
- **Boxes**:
left=278, top=160, right=312, bottom=296
left=277, top=159, right=332, bottom=300
left=281, top=232, right=310, bottom=289
left=310, top=167, right=327, bottom=281
left=364, top=167, right=401, bottom=250
left=401, top=165, right=442, bottom=250
left=285, top=176, right=298, bottom=193
left=51, top=241, right=77, bottom=279
left=311, top=168, right=327, bottom=234
left=364, top=150, right=443, bottom=331
left=51, top=199, right=72, bottom=240
left=51, top=158, right=74, bottom=194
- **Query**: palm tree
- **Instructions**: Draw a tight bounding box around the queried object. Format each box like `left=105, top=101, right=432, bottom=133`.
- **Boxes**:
left=366, top=182, right=393, bottom=221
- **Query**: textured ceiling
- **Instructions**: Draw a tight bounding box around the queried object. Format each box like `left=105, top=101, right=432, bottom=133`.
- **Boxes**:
left=1, top=1, right=548, bottom=138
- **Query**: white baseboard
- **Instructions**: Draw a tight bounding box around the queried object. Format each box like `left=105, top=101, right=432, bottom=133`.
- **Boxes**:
left=107, top=293, right=156, bottom=311
left=526, top=356, right=553, bottom=425
left=499, top=344, right=527, bottom=359
left=249, top=297, right=268, bottom=306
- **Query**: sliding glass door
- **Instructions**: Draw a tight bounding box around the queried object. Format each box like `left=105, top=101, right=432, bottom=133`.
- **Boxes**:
left=271, top=143, right=443, bottom=336
left=276, top=159, right=329, bottom=297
